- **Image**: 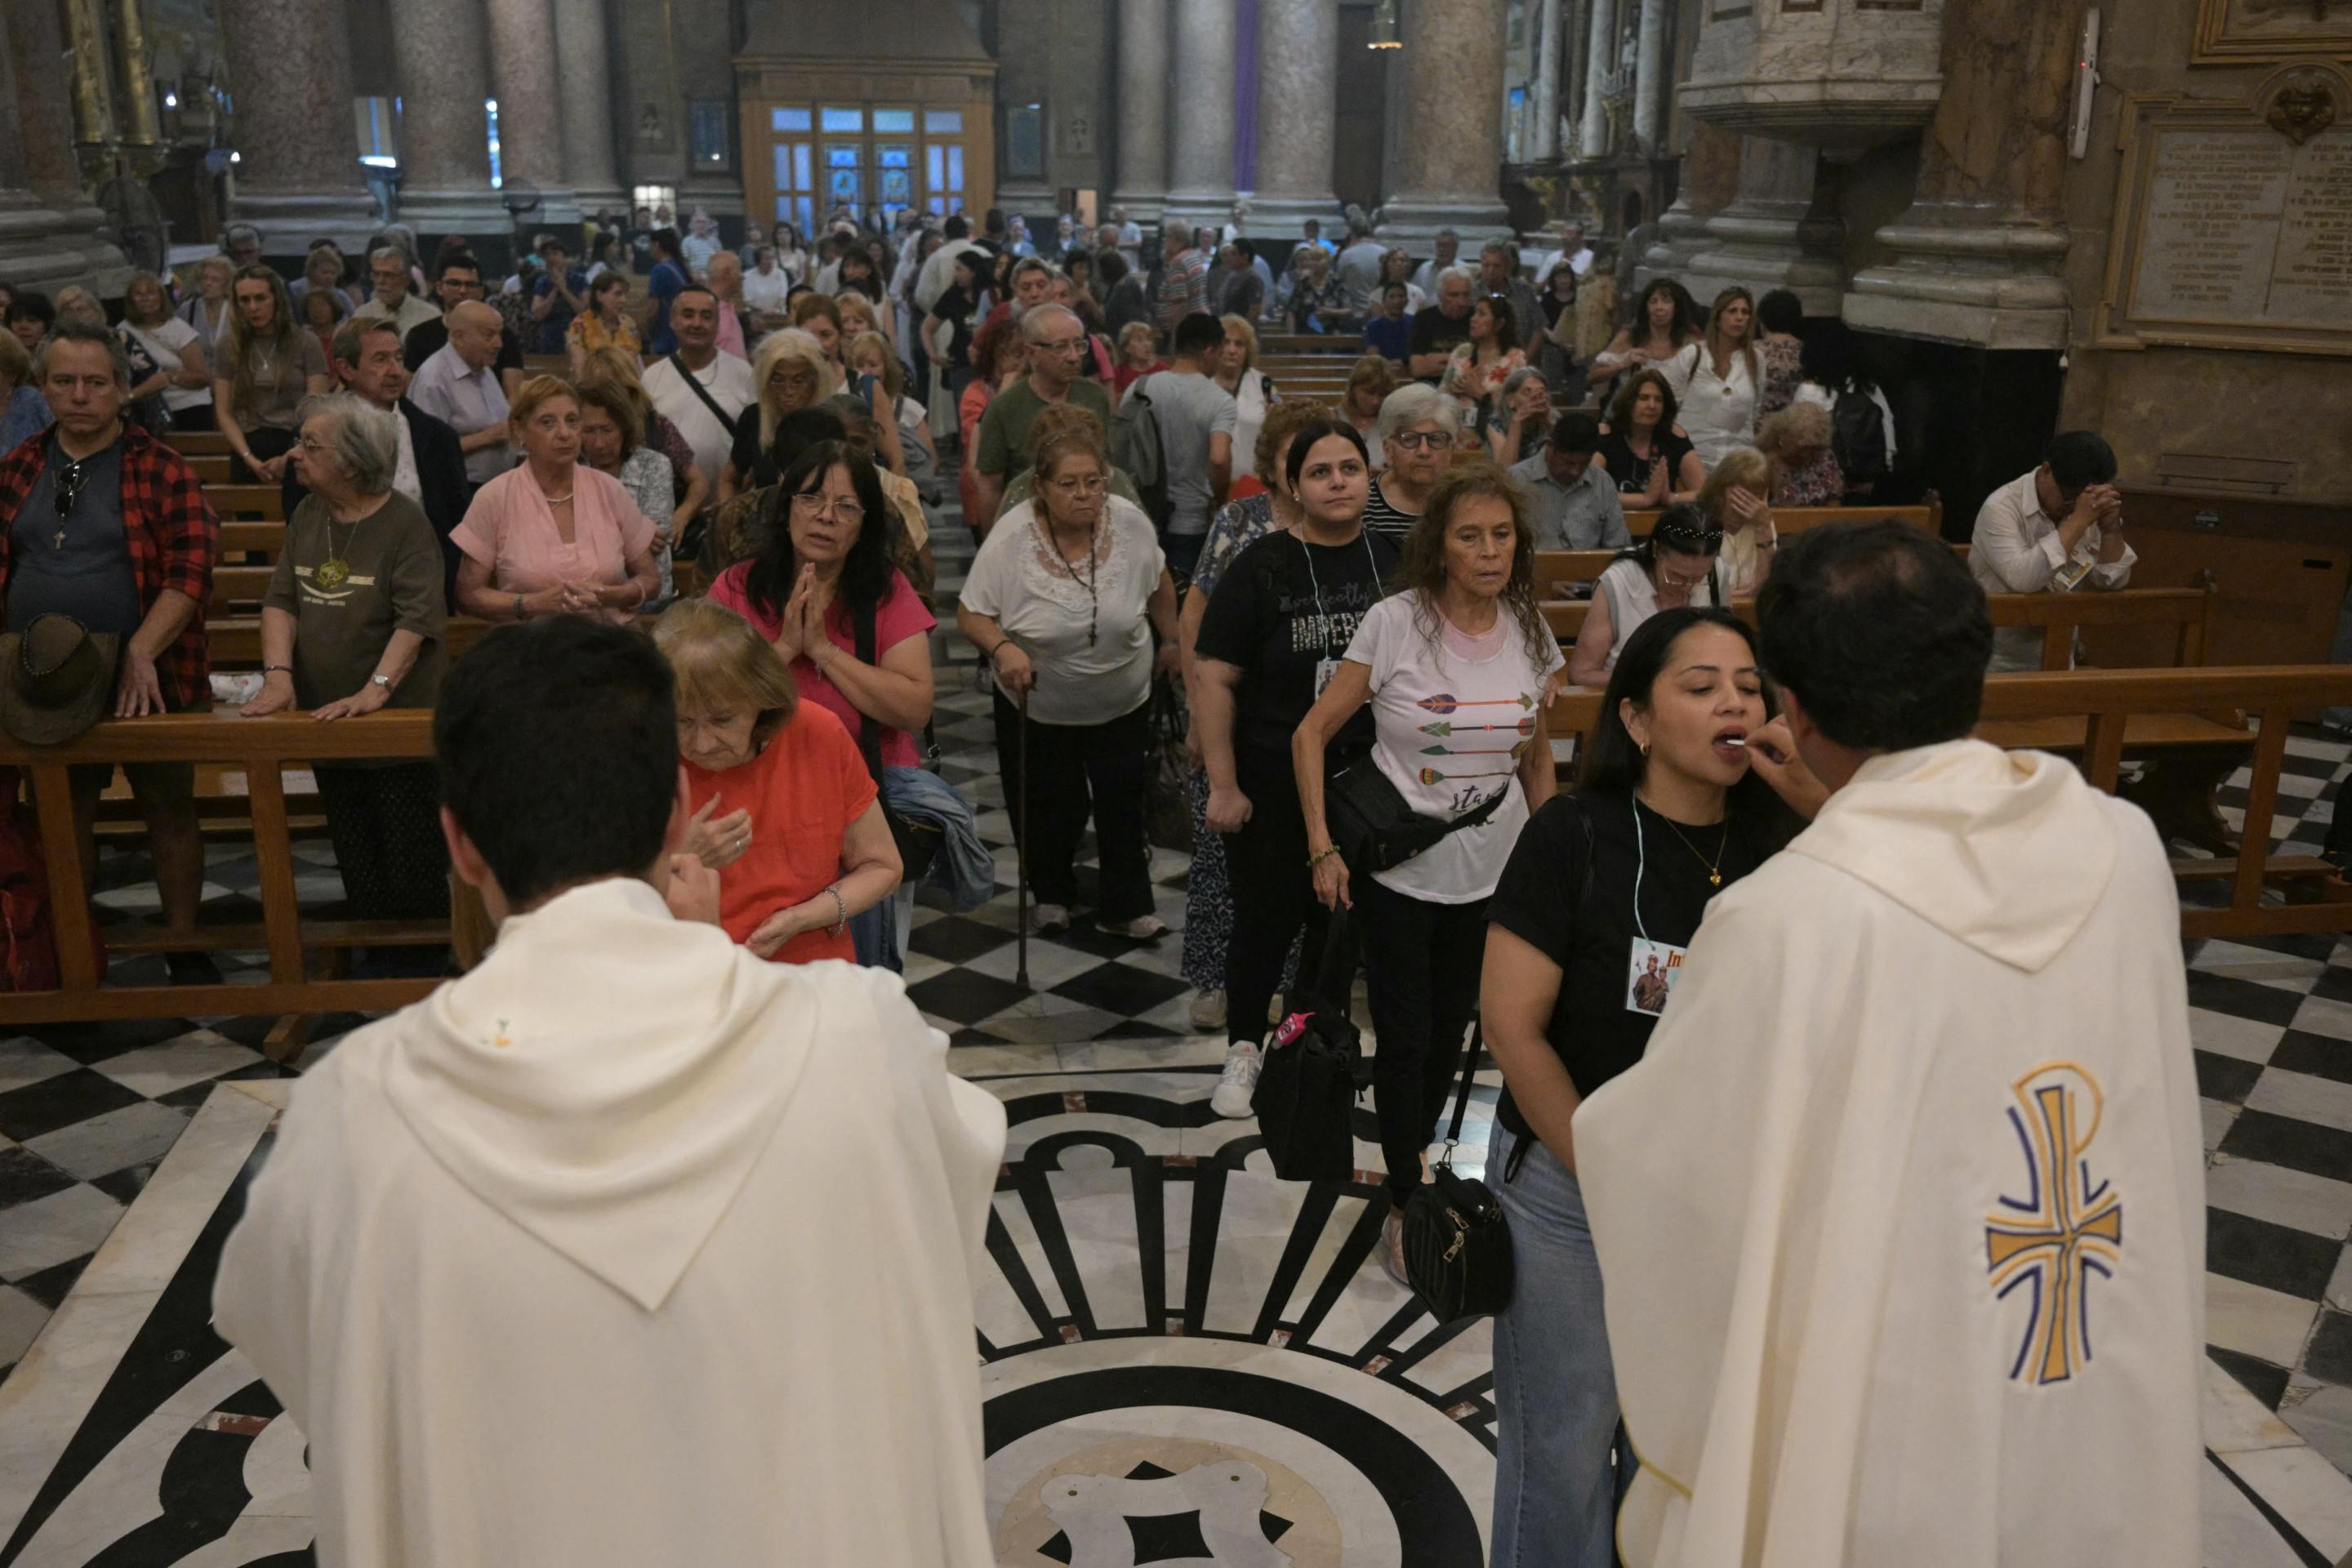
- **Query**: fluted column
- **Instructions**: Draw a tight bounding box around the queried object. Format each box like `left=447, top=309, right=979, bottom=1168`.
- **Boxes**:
left=391, top=0, right=506, bottom=237
left=1530, top=0, right=1563, bottom=163
left=1845, top=0, right=2078, bottom=348
left=1631, top=0, right=1668, bottom=150
left=554, top=0, right=626, bottom=217
left=1382, top=0, right=1510, bottom=243
left=486, top=0, right=581, bottom=226
left=1250, top=0, right=1337, bottom=233
left=1578, top=0, right=1615, bottom=158
left=1161, top=0, right=1236, bottom=228
left=216, top=0, right=378, bottom=252
left=1112, top=0, right=1169, bottom=220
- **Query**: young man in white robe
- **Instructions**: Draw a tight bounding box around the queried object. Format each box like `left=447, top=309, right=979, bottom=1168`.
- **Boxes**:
left=1574, top=520, right=2204, bottom=1567
left=213, top=617, right=1008, bottom=1567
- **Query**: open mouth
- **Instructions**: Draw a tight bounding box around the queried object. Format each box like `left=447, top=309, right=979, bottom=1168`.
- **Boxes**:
left=1712, top=726, right=1749, bottom=762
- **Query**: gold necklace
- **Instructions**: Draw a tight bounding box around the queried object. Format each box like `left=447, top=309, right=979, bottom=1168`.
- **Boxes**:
left=317, top=510, right=360, bottom=589
left=1657, top=810, right=1731, bottom=887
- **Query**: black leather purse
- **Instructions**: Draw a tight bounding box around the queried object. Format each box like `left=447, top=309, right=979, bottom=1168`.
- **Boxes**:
left=1403, top=1022, right=1515, bottom=1323
left=1251, top=915, right=1370, bottom=1182
left=1325, top=755, right=1511, bottom=874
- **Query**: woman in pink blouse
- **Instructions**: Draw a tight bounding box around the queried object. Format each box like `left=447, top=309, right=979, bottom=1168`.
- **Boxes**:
left=705, top=439, right=935, bottom=768
left=452, top=376, right=662, bottom=625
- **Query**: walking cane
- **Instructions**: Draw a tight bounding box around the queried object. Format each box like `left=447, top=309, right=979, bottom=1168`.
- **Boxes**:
left=1015, top=684, right=1031, bottom=991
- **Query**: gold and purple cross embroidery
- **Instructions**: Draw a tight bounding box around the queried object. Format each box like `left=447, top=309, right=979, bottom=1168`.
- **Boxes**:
left=1986, top=1063, right=2123, bottom=1386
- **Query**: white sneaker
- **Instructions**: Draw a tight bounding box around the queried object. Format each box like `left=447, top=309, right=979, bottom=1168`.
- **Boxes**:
left=1210, top=1043, right=1261, bottom=1119
left=1188, top=988, right=1227, bottom=1031
left=1030, top=902, right=1069, bottom=935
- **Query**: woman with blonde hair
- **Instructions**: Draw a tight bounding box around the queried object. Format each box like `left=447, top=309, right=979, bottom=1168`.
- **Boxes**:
left=119, top=271, right=214, bottom=430
left=791, top=292, right=847, bottom=373
left=847, top=328, right=941, bottom=502
left=654, top=597, right=902, bottom=964
left=1659, top=285, right=1762, bottom=469
left=1753, top=401, right=1844, bottom=509
left=452, top=375, right=662, bottom=626
left=834, top=288, right=893, bottom=354
left=1113, top=319, right=1165, bottom=394
left=1214, top=314, right=1279, bottom=492
left=722, top=327, right=840, bottom=501
left=214, top=264, right=331, bottom=481
left=176, top=255, right=236, bottom=350
left=1695, top=445, right=1779, bottom=595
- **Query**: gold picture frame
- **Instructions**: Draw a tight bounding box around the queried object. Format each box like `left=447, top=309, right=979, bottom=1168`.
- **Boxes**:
left=2195, top=0, right=2352, bottom=65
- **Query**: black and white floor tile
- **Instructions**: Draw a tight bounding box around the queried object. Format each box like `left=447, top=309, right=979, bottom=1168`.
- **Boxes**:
left=2, top=516, right=2352, bottom=1558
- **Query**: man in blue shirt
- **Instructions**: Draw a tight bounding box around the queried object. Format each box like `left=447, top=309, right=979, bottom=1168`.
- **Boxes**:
left=644, top=229, right=687, bottom=356
left=532, top=236, right=590, bottom=354
left=1364, top=283, right=1413, bottom=365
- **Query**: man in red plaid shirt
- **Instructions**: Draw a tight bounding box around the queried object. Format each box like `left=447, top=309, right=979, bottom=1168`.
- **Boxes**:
left=0, top=321, right=219, bottom=980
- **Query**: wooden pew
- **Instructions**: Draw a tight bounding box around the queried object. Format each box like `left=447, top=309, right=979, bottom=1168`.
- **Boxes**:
left=185, top=454, right=231, bottom=484
left=0, top=710, right=448, bottom=1027
left=1537, top=532, right=1969, bottom=599
left=206, top=614, right=491, bottom=666
left=166, top=430, right=232, bottom=457
left=203, top=483, right=285, bottom=521
left=1542, top=665, right=2352, bottom=938
left=1615, top=500, right=1941, bottom=541
left=1538, top=583, right=2219, bottom=674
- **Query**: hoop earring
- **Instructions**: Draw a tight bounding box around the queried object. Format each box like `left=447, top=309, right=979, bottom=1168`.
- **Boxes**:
left=1639, top=739, right=1651, bottom=760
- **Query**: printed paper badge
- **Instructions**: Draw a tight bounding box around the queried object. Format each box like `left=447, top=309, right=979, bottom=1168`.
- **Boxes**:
left=1626, top=938, right=1687, bottom=1016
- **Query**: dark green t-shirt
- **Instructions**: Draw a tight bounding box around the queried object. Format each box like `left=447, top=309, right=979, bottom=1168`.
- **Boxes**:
left=264, top=491, right=449, bottom=714
left=973, top=376, right=1112, bottom=483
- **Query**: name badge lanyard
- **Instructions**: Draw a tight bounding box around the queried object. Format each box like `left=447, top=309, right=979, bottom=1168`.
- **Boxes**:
left=1298, top=533, right=1379, bottom=692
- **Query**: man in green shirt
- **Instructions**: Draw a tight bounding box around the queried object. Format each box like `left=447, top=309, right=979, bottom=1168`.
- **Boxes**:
left=970, top=303, right=1110, bottom=528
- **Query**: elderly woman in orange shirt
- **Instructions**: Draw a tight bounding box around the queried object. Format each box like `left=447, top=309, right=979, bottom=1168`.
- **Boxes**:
left=654, top=598, right=902, bottom=964
left=452, top=374, right=662, bottom=625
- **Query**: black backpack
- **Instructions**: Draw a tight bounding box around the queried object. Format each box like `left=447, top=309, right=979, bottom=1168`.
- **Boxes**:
left=1830, top=385, right=1888, bottom=484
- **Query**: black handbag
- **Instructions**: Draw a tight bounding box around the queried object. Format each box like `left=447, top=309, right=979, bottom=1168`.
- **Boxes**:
left=1325, top=754, right=1512, bottom=874
left=1403, top=1021, right=1515, bottom=1322
left=1145, top=675, right=1193, bottom=854
left=1251, top=914, right=1370, bottom=1182
left=851, top=602, right=942, bottom=881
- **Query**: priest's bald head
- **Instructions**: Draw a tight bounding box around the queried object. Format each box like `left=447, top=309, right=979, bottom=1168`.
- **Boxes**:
left=1756, top=519, right=1992, bottom=794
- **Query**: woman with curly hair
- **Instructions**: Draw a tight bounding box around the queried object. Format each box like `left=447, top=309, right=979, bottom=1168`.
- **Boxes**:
left=1291, top=458, right=1563, bottom=1281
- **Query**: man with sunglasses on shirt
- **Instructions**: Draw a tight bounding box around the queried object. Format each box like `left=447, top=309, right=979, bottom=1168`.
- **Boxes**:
left=0, top=320, right=220, bottom=982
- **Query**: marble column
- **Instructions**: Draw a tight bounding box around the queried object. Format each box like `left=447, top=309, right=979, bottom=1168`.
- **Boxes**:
left=1845, top=0, right=2078, bottom=349
left=216, top=0, right=378, bottom=252
left=1682, top=136, right=1842, bottom=314
left=1631, top=0, right=1667, bottom=151
left=485, top=0, right=581, bottom=226
left=1561, top=0, right=1588, bottom=158
left=1111, top=0, right=1168, bottom=220
left=1161, top=0, right=1236, bottom=228
left=553, top=0, right=626, bottom=219
left=1636, top=116, right=1736, bottom=283
left=1530, top=0, right=1561, bottom=164
left=1250, top=0, right=1337, bottom=233
left=390, top=0, right=507, bottom=236
left=2, top=0, right=130, bottom=290
left=1382, top=0, right=1510, bottom=243
left=1578, top=0, right=1615, bottom=159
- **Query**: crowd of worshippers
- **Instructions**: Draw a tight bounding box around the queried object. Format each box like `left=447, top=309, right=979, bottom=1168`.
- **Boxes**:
left=0, top=212, right=2196, bottom=1566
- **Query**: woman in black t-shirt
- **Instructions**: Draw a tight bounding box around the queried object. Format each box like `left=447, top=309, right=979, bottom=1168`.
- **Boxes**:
left=1596, top=368, right=1705, bottom=506
left=1477, top=607, right=1822, bottom=1566
left=1192, top=418, right=1399, bottom=1119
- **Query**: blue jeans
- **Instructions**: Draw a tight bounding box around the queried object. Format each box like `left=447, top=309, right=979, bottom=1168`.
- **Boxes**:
left=1491, top=1126, right=1636, bottom=1566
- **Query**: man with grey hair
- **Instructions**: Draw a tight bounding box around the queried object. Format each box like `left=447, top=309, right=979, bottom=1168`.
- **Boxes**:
left=1407, top=267, right=1477, bottom=381
left=408, top=301, right=513, bottom=488
left=220, top=222, right=263, bottom=271
left=971, top=301, right=1111, bottom=523
left=982, top=254, right=1060, bottom=339
left=1480, top=238, right=1546, bottom=355
left=0, top=320, right=219, bottom=982
left=1410, top=228, right=1460, bottom=295
left=354, top=245, right=440, bottom=341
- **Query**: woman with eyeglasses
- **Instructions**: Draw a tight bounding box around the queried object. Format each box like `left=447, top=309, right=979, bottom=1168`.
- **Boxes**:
left=957, top=408, right=1180, bottom=938
left=1566, top=504, right=1724, bottom=688
left=1360, top=382, right=1461, bottom=545
left=706, top=439, right=937, bottom=965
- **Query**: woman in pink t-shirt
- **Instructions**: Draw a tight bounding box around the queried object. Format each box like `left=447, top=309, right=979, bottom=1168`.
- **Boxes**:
left=704, top=440, right=936, bottom=769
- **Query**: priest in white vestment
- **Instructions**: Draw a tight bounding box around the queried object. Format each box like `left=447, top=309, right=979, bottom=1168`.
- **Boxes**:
left=213, top=617, right=1008, bottom=1567
left=1575, top=521, right=2204, bottom=1567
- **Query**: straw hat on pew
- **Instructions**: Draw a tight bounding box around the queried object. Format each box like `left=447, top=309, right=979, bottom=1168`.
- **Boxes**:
left=0, top=615, right=118, bottom=746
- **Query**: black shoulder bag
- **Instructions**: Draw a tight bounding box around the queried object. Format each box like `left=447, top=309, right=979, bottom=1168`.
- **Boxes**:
left=1402, top=1022, right=1514, bottom=1323
left=852, top=602, right=942, bottom=881
left=1325, top=760, right=1512, bottom=873
left=1251, top=914, right=1370, bottom=1182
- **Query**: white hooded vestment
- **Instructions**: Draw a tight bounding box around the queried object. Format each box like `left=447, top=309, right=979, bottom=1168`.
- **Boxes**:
left=214, top=877, right=1008, bottom=1566
left=1575, top=740, right=2205, bottom=1567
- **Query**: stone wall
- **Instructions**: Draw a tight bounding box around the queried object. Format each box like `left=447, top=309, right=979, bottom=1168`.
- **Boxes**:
left=2058, top=0, right=2352, bottom=502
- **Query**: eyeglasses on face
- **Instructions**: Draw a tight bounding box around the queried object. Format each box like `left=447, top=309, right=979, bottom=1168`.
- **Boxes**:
left=1390, top=430, right=1447, bottom=452
left=791, top=492, right=866, bottom=525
